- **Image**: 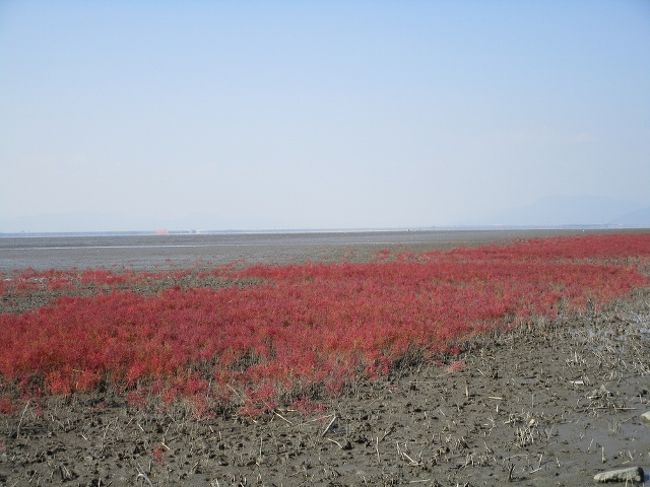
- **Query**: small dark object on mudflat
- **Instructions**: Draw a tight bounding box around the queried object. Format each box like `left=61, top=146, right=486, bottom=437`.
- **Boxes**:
left=593, top=466, right=644, bottom=483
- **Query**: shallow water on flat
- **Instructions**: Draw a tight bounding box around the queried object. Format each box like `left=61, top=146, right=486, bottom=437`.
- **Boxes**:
left=0, top=228, right=595, bottom=270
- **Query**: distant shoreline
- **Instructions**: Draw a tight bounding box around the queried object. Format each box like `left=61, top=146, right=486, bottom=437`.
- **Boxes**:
left=1, top=224, right=647, bottom=239
left=1, top=227, right=648, bottom=271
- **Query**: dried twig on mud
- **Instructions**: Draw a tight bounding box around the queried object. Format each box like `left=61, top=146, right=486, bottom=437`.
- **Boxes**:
left=320, top=415, right=336, bottom=437
left=15, top=399, right=31, bottom=438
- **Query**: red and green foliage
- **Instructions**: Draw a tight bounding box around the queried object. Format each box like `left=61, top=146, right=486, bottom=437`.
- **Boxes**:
left=0, top=234, right=649, bottom=415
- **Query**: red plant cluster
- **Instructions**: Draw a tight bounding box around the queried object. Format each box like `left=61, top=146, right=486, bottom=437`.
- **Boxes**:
left=0, top=234, right=648, bottom=415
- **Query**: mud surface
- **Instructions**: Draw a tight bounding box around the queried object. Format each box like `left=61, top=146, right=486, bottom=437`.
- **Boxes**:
left=0, top=229, right=627, bottom=271
left=1, top=289, right=649, bottom=486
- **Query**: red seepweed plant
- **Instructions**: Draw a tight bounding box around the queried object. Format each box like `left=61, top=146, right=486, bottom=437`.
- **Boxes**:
left=0, top=234, right=648, bottom=415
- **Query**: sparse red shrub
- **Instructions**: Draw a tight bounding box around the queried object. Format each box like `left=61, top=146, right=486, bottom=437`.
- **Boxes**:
left=0, top=396, right=14, bottom=415
left=447, top=360, right=465, bottom=373
left=291, top=397, right=327, bottom=414
left=152, top=446, right=166, bottom=464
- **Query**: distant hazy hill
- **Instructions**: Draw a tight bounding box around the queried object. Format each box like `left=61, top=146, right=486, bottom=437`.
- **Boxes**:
left=609, top=206, right=650, bottom=227
left=484, top=195, right=646, bottom=227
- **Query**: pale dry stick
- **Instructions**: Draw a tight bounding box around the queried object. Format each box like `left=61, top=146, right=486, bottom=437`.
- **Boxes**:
left=396, top=441, right=420, bottom=466
left=59, top=464, right=73, bottom=481
left=403, top=450, right=420, bottom=466
left=380, top=423, right=396, bottom=442
left=578, top=405, right=639, bottom=413
left=295, top=413, right=334, bottom=427
left=134, top=463, right=153, bottom=487
left=15, top=399, right=31, bottom=438
left=136, top=473, right=153, bottom=486
left=326, top=437, right=344, bottom=449
left=375, top=436, right=381, bottom=464
left=321, top=415, right=336, bottom=437
left=274, top=410, right=293, bottom=425
left=530, top=454, right=543, bottom=474
left=124, top=413, right=136, bottom=428
left=619, top=414, right=637, bottom=424
left=205, top=377, right=213, bottom=400
left=483, top=441, right=493, bottom=454
left=366, top=396, right=383, bottom=408
left=48, top=411, right=65, bottom=431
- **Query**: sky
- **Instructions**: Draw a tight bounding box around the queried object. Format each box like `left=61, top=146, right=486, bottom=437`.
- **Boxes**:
left=1, top=1, right=649, bottom=232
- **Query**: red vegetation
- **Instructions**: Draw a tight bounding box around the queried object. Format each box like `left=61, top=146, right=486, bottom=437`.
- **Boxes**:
left=0, top=234, right=649, bottom=415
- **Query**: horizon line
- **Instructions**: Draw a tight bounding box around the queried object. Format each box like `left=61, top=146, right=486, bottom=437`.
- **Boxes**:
left=1, top=223, right=648, bottom=238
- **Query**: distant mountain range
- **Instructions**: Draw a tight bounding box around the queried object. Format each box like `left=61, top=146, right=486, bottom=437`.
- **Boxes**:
left=481, top=196, right=650, bottom=228
left=1, top=196, right=649, bottom=234
left=609, top=206, right=650, bottom=226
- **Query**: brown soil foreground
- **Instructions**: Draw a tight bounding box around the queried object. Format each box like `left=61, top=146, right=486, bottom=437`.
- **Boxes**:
left=1, top=290, right=649, bottom=486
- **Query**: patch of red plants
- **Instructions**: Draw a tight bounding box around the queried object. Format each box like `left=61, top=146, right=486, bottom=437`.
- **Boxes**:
left=0, top=234, right=649, bottom=415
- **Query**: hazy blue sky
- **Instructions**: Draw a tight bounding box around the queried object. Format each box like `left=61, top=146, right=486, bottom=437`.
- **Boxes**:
left=1, top=1, right=649, bottom=231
